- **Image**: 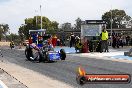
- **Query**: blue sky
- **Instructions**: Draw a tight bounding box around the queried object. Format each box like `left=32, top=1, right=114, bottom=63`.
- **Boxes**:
left=0, top=0, right=132, bottom=34
left=0, top=0, right=10, bottom=3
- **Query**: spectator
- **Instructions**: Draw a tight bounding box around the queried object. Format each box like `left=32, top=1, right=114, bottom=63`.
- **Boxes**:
left=119, top=36, right=123, bottom=48
left=52, top=35, right=57, bottom=47
left=100, top=28, right=109, bottom=53
left=29, top=35, right=32, bottom=44
left=112, top=35, right=117, bottom=48
left=75, top=39, right=83, bottom=53
left=75, top=36, right=80, bottom=45
left=122, top=36, right=126, bottom=46
left=116, top=36, right=120, bottom=48
left=57, top=38, right=60, bottom=46
left=32, top=33, right=37, bottom=44
left=69, top=33, right=75, bottom=48
left=126, top=36, right=130, bottom=46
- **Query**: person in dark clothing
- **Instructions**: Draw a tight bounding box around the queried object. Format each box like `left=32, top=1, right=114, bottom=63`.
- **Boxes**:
left=116, top=36, right=120, bottom=48
left=32, top=33, right=37, bottom=43
left=126, top=36, right=130, bottom=46
left=57, top=38, right=60, bottom=46
left=112, top=35, right=117, bottom=48
left=69, top=33, right=75, bottom=48
left=119, top=37, right=123, bottom=48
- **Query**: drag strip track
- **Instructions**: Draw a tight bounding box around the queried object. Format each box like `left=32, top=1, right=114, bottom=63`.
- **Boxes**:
left=0, top=47, right=132, bottom=88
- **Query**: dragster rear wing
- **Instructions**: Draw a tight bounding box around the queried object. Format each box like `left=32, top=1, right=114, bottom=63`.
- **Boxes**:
left=29, top=29, right=46, bottom=34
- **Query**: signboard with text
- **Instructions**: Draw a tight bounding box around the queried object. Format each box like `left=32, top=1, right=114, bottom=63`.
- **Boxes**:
left=81, top=24, right=102, bottom=37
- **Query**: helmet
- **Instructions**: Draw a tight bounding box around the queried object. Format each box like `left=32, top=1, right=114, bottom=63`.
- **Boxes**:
left=43, top=40, right=48, bottom=45
left=44, top=40, right=48, bottom=43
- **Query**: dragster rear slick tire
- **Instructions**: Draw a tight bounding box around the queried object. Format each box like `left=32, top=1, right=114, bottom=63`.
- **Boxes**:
left=25, top=45, right=33, bottom=61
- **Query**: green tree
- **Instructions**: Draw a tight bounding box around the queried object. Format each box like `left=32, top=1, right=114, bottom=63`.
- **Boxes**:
left=75, top=17, right=82, bottom=30
left=61, top=22, right=72, bottom=31
left=18, top=16, right=59, bottom=39
left=102, top=9, right=131, bottom=29
left=0, top=24, right=9, bottom=41
left=6, top=33, right=21, bottom=45
left=46, top=21, right=59, bottom=34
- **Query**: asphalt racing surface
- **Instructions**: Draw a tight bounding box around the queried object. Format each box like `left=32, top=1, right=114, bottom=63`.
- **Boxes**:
left=0, top=47, right=132, bottom=88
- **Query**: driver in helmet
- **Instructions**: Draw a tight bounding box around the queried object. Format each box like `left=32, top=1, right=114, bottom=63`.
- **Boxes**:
left=43, top=40, right=54, bottom=51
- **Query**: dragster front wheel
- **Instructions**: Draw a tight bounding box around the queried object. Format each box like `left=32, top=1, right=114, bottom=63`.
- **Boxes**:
left=60, top=49, right=66, bottom=60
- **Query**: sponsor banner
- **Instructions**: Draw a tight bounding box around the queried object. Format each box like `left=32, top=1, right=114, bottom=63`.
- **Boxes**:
left=85, top=74, right=130, bottom=83
left=76, top=67, right=131, bottom=85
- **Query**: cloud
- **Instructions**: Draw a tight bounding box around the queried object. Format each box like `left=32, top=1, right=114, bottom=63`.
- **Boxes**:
left=0, top=0, right=131, bottom=34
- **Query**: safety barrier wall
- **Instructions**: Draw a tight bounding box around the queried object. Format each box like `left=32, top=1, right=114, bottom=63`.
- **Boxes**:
left=0, top=42, right=10, bottom=46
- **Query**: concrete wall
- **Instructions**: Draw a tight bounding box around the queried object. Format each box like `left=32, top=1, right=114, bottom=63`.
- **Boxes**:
left=0, top=42, right=10, bottom=46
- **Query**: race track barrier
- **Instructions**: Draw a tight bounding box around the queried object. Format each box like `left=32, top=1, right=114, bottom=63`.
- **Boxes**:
left=0, top=42, right=10, bottom=46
